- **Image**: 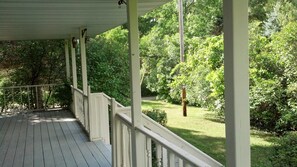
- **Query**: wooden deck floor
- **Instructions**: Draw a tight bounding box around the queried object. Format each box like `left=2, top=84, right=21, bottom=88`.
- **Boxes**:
left=0, top=110, right=112, bottom=167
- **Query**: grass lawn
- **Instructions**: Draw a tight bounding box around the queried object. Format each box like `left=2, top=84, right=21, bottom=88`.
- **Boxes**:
left=142, top=100, right=278, bottom=167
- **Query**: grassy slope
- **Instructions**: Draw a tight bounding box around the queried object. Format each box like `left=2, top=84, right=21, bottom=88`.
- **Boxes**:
left=142, top=100, right=277, bottom=167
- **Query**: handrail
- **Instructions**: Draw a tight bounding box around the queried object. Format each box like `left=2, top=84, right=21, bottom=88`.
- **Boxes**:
left=72, top=86, right=89, bottom=133
left=114, top=108, right=223, bottom=167
left=69, top=88, right=223, bottom=166
left=72, top=86, right=88, bottom=97
left=116, top=112, right=133, bottom=129
left=0, top=83, right=63, bottom=89
left=136, top=126, right=209, bottom=167
left=0, top=83, right=62, bottom=89
left=100, top=92, right=124, bottom=108
left=142, top=114, right=223, bottom=166
left=0, top=84, right=63, bottom=112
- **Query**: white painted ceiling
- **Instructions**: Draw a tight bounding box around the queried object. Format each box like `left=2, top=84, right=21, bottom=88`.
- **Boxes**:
left=0, top=0, right=169, bottom=41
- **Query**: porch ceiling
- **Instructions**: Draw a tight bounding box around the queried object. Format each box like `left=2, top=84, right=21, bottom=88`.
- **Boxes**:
left=0, top=0, right=168, bottom=41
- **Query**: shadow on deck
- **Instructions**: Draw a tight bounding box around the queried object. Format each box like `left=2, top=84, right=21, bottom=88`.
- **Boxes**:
left=0, top=110, right=111, bottom=167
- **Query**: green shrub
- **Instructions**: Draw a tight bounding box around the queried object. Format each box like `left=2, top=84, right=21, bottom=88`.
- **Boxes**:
left=142, top=108, right=167, bottom=167
left=270, top=132, right=297, bottom=167
left=52, top=82, right=72, bottom=109
left=142, top=108, right=167, bottom=126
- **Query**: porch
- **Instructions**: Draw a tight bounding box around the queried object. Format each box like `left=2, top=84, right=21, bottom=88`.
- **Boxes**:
left=0, top=85, right=223, bottom=167
left=0, top=110, right=111, bottom=167
left=0, top=0, right=250, bottom=166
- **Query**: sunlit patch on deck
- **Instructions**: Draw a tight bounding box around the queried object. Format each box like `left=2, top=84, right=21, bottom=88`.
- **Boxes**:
left=0, top=110, right=112, bottom=167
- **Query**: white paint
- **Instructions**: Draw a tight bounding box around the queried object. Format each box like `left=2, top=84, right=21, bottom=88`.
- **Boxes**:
left=0, top=0, right=169, bottom=41
left=64, top=40, right=70, bottom=81
left=70, top=37, right=77, bottom=89
left=223, top=0, right=250, bottom=166
left=126, top=0, right=146, bottom=166
left=80, top=28, right=88, bottom=95
left=89, top=92, right=110, bottom=143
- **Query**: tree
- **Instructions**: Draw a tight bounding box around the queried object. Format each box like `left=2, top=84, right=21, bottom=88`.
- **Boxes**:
left=0, top=40, right=66, bottom=109
left=86, top=27, right=130, bottom=105
left=169, top=35, right=224, bottom=112
left=0, top=40, right=65, bottom=86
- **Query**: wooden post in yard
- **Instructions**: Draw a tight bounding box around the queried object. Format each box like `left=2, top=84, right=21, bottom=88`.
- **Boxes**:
left=178, top=0, right=187, bottom=117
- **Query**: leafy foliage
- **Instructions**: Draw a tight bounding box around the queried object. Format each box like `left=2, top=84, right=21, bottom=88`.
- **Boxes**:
left=139, top=0, right=297, bottom=134
left=0, top=40, right=66, bottom=109
left=0, top=40, right=65, bottom=86
left=270, top=132, right=297, bottom=166
left=169, top=35, right=224, bottom=113
left=1, top=0, right=297, bottom=135
left=52, top=82, right=72, bottom=109
left=249, top=21, right=297, bottom=134
left=86, top=27, right=130, bottom=105
left=142, top=108, right=167, bottom=126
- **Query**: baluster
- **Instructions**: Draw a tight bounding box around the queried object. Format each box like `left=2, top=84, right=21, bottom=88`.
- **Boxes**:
left=48, top=85, right=52, bottom=109
left=35, top=86, right=38, bottom=109
left=178, top=158, right=183, bottom=167
left=111, top=98, right=120, bottom=167
left=3, top=90, right=6, bottom=112
left=11, top=88, right=14, bottom=110
left=127, top=127, right=132, bottom=167
left=146, top=137, right=152, bottom=167
left=116, top=114, right=122, bottom=167
left=168, top=151, right=175, bottom=167
left=156, top=143, right=162, bottom=167
left=120, top=122, right=125, bottom=167
left=27, top=87, right=30, bottom=110
left=2, top=90, right=4, bottom=112
left=79, top=94, right=82, bottom=123
left=19, top=87, right=23, bottom=110
left=162, top=147, right=168, bottom=167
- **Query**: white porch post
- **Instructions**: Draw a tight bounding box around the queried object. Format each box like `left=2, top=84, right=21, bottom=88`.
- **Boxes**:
left=127, top=0, right=146, bottom=166
left=71, top=37, right=78, bottom=116
left=80, top=28, right=90, bottom=133
left=71, top=37, right=78, bottom=89
left=80, top=28, right=88, bottom=94
left=223, top=0, right=250, bottom=167
left=64, top=40, right=70, bottom=81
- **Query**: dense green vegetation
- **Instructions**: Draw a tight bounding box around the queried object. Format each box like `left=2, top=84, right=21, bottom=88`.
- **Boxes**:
left=139, top=0, right=297, bottom=134
left=270, top=132, right=297, bottom=166
left=86, top=28, right=130, bottom=105
left=1, top=0, right=297, bottom=164
left=0, top=40, right=65, bottom=86
left=142, top=100, right=278, bottom=166
left=0, top=40, right=67, bottom=109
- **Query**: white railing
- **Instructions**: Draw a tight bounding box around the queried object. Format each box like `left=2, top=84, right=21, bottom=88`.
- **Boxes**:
left=0, top=84, right=62, bottom=113
left=70, top=87, right=223, bottom=166
left=72, top=86, right=89, bottom=132
left=111, top=98, right=223, bottom=167
left=88, top=91, right=125, bottom=143
left=71, top=85, right=124, bottom=141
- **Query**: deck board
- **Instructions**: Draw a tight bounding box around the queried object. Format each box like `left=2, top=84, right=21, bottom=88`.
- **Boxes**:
left=46, top=112, right=67, bottom=167
left=0, top=117, right=11, bottom=147
left=72, top=122, right=112, bottom=167
left=66, top=118, right=99, bottom=167
left=95, top=140, right=113, bottom=165
left=0, top=116, right=6, bottom=131
left=60, top=118, right=88, bottom=167
left=13, top=114, right=27, bottom=167
left=0, top=110, right=112, bottom=167
left=33, top=113, right=45, bottom=167
left=0, top=115, right=17, bottom=166
left=40, top=113, right=55, bottom=167
left=24, top=114, right=34, bottom=167
left=3, top=114, right=23, bottom=167
left=52, top=112, right=78, bottom=167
